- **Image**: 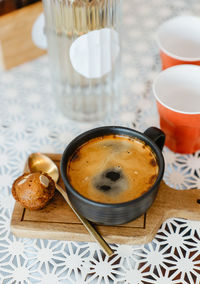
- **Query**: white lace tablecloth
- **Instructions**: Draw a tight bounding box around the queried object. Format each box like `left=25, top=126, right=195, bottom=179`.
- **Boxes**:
left=0, top=0, right=200, bottom=283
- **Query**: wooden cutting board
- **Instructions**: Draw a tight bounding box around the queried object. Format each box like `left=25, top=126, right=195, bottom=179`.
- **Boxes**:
left=11, top=154, right=200, bottom=245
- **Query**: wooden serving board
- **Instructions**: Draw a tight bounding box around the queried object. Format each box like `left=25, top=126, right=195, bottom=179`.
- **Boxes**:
left=11, top=154, right=200, bottom=245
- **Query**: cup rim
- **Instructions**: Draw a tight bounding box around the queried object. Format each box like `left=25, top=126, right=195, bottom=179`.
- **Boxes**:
left=156, top=15, right=200, bottom=62
left=153, top=64, right=200, bottom=115
left=60, top=126, right=165, bottom=208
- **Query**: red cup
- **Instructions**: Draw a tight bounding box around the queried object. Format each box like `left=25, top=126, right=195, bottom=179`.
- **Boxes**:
left=153, top=64, right=200, bottom=154
left=157, top=16, right=200, bottom=70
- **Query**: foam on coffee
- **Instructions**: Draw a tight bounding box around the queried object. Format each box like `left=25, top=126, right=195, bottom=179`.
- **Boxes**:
left=67, top=135, right=159, bottom=204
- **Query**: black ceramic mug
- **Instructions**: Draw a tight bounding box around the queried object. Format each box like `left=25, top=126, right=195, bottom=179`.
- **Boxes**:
left=60, top=126, right=165, bottom=225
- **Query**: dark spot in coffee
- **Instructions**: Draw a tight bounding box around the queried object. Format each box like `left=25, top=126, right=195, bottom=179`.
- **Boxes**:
left=150, top=159, right=157, bottom=167
left=149, top=174, right=157, bottom=184
left=99, top=185, right=112, bottom=191
left=92, top=167, right=128, bottom=195
left=71, top=152, right=80, bottom=162
left=105, top=171, right=120, bottom=181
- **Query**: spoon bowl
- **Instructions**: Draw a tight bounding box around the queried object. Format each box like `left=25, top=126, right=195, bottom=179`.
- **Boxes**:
left=28, top=152, right=113, bottom=256
left=28, top=153, right=59, bottom=183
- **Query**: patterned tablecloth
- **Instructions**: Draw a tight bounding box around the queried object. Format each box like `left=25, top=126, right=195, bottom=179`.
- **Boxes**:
left=0, top=0, right=200, bottom=283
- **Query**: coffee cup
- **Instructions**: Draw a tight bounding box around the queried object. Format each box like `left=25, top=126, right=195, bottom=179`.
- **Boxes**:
left=157, top=15, right=200, bottom=70
left=153, top=64, right=200, bottom=154
left=60, top=126, right=165, bottom=225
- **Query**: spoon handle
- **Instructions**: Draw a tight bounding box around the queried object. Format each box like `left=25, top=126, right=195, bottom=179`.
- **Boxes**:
left=55, top=184, right=114, bottom=256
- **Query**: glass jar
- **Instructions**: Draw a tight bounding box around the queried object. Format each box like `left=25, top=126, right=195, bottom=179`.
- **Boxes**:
left=43, top=0, right=122, bottom=121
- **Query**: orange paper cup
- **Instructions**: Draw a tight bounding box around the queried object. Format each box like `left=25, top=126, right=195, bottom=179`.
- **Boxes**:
left=153, top=64, right=200, bottom=154
left=157, top=16, right=200, bottom=70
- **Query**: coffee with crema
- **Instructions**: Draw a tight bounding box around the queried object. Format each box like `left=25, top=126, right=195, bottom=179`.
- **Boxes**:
left=67, top=135, right=159, bottom=204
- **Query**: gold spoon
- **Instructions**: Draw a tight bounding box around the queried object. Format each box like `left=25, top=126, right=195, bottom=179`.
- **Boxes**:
left=28, top=152, right=114, bottom=256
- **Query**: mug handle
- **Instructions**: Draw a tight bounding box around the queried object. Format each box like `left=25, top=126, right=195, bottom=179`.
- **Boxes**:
left=143, top=127, right=165, bottom=151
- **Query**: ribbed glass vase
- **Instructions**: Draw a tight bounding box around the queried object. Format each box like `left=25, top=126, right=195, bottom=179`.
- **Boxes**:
left=43, top=0, right=122, bottom=121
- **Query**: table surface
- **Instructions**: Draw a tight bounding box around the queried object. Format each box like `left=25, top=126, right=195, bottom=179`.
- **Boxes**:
left=0, top=0, right=200, bottom=283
